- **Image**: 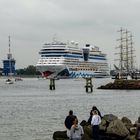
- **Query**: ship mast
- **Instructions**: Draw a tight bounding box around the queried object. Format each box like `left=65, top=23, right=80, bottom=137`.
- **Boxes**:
left=123, top=29, right=130, bottom=73
left=129, top=34, right=135, bottom=71
left=116, top=27, right=124, bottom=76
left=115, top=27, right=135, bottom=78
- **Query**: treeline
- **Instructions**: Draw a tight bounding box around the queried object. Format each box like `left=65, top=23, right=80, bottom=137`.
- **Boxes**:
left=16, top=65, right=41, bottom=75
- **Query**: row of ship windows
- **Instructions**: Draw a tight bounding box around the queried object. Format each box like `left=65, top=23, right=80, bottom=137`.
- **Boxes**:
left=41, top=55, right=106, bottom=60
left=64, top=60, right=108, bottom=65
left=41, top=58, right=61, bottom=60
left=69, top=68, right=107, bottom=71
left=40, top=51, right=104, bottom=57
left=38, top=61, right=108, bottom=68
left=38, top=63, right=58, bottom=64
left=68, top=65, right=107, bottom=69
left=71, top=67, right=107, bottom=71
left=39, top=60, right=60, bottom=63
left=64, top=63, right=108, bottom=67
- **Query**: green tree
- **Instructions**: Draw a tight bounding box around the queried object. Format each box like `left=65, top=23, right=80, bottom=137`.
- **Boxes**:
left=16, top=65, right=41, bottom=75
left=25, top=65, right=36, bottom=75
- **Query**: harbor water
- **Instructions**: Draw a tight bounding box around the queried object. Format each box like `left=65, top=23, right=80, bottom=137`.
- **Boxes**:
left=0, top=78, right=139, bottom=140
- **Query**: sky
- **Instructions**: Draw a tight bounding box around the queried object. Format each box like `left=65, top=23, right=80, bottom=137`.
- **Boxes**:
left=0, top=0, right=140, bottom=69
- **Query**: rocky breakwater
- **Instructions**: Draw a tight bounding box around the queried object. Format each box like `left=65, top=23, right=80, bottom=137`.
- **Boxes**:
left=98, top=79, right=140, bottom=89
left=53, top=114, right=137, bottom=140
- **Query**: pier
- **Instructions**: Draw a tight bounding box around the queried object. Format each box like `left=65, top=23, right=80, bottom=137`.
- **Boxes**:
left=85, top=77, right=93, bottom=92
left=49, top=79, right=55, bottom=90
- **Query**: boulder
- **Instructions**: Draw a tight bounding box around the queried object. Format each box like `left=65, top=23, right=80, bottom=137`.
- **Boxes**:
left=53, top=115, right=137, bottom=140
left=124, top=134, right=136, bottom=140
left=129, top=127, right=136, bottom=135
left=82, top=125, right=93, bottom=139
left=53, top=131, right=69, bottom=140
left=81, top=133, right=91, bottom=140
left=80, top=120, right=89, bottom=126
left=99, top=118, right=107, bottom=132
left=121, top=117, right=133, bottom=130
left=107, top=119, right=129, bottom=137
left=103, top=114, right=118, bottom=123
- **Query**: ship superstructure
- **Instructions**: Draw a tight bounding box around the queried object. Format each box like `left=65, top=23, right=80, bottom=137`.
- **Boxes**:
left=36, top=41, right=109, bottom=78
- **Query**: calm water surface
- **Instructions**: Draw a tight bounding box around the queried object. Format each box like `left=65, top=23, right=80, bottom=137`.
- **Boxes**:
left=0, top=78, right=139, bottom=140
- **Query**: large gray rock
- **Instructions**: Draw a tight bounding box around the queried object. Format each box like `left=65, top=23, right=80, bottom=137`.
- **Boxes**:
left=129, top=127, right=136, bottom=135
left=121, top=117, right=133, bottom=130
left=53, top=131, right=69, bottom=140
left=103, top=114, right=118, bottom=123
left=99, top=118, right=107, bottom=132
left=82, top=125, right=93, bottom=139
left=124, top=134, right=136, bottom=140
left=53, top=115, right=136, bottom=140
left=81, top=133, right=91, bottom=140
left=107, top=119, right=129, bottom=137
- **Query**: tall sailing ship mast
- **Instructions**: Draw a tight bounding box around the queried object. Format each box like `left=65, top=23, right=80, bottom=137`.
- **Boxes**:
left=115, top=27, right=135, bottom=77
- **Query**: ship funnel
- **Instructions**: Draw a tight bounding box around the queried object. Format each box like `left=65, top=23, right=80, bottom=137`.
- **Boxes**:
left=83, top=44, right=90, bottom=61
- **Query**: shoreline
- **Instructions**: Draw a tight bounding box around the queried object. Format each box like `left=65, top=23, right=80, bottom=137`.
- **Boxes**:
left=53, top=114, right=138, bottom=140
left=98, top=79, right=140, bottom=90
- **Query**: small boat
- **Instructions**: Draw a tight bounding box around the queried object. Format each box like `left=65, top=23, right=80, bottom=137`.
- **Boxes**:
left=5, top=79, right=14, bottom=84
left=15, top=77, right=23, bottom=81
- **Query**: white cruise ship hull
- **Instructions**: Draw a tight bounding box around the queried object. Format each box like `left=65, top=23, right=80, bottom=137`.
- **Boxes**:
left=36, top=64, right=67, bottom=78
left=37, top=64, right=109, bottom=78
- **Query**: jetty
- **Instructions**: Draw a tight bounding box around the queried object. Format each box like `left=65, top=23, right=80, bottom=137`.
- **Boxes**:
left=53, top=114, right=137, bottom=140
left=98, top=79, right=140, bottom=89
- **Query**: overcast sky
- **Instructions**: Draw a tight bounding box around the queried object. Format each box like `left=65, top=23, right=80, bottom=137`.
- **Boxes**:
left=0, top=0, right=140, bottom=69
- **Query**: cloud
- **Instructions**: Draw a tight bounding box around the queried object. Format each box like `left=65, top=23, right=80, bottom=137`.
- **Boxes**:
left=0, top=0, right=140, bottom=68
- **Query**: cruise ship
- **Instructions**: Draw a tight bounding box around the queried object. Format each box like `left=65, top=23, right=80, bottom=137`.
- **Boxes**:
left=36, top=41, right=109, bottom=78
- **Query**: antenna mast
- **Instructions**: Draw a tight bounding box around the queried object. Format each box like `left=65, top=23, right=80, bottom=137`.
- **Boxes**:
left=8, top=35, right=11, bottom=54
left=7, top=35, right=12, bottom=60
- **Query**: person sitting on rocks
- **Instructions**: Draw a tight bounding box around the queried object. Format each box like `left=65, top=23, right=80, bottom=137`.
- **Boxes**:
left=88, top=106, right=102, bottom=125
left=91, top=110, right=101, bottom=140
left=135, top=116, right=140, bottom=140
left=70, top=117, right=84, bottom=140
left=64, top=110, right=76, bottom=138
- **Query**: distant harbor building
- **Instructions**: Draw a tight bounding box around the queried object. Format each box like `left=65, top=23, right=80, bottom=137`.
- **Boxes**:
left=2, top=36, right=16, bottom=76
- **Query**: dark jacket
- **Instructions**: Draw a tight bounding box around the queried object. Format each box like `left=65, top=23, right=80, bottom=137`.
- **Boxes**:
left=65, top=115, right=76, bottom=130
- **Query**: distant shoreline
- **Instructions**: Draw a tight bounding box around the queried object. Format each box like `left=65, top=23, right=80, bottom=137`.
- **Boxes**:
left=0, top=75, right=40, bottom=78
